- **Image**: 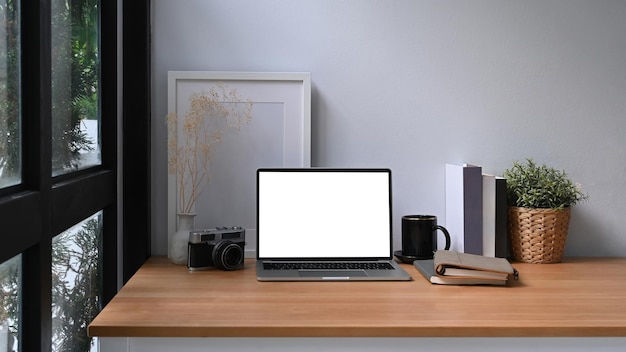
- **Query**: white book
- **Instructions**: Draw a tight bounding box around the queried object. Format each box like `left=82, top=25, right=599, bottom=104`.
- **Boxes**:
left=445, top=163, right=483, bottom=255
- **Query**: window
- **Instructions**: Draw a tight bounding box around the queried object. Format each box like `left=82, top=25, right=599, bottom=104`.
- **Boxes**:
left=0, top=255, right=20, bottom=352
left=0, top=0, right=126, bottom=351
left=52, top=213, right=102, bottom=352
left=1, top=0, right=151, bottom=350
left=0, top=0, right=20, bottom=188
left=51, top=0, right=100, bottom=176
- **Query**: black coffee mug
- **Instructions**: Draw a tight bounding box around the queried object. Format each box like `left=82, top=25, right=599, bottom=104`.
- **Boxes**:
left=401, top=215, right=451, bottom=259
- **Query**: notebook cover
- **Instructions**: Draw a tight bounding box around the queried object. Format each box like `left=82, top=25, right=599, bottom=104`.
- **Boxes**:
left=413, top=259, right=506, bottom=286
left=434, top=250, right=514, bottom=275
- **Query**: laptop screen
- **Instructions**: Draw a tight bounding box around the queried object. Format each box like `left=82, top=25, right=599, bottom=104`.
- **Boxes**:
left=257, top=168, right=392, bottom=260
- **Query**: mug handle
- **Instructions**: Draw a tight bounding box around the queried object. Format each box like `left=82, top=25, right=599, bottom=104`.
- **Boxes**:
left=435, top=225, right=451, bottom=250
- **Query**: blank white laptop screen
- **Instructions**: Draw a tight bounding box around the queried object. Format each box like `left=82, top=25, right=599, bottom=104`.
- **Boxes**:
left=257, top=169, right=392, bottom=259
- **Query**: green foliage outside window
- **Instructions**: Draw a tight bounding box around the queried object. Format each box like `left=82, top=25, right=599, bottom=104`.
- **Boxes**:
left=1, top=0, right=104, bottom=350
left=0, top=256, right=19, bottom=344
left=0, top=216, right=102, bottom=352
left=1, top=0, right=100, bottom=180
left=51, top=0, right=99, bottom=173
left=52, top=216, right=102, bottom=352
left=0, top=0, right=20, bottom=184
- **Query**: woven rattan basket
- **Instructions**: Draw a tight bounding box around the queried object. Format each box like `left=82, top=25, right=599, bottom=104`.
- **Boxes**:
left=507, top=206, right=571, bottom=264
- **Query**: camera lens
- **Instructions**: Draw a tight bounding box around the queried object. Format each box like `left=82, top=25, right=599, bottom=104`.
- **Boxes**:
left=212, top=240, right=244, bottom=271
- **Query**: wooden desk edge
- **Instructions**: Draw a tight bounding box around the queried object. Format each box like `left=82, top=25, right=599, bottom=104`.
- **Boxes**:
left=88, top=256, right=626, bottom=338
left=88, top=325, right=626, bottom=338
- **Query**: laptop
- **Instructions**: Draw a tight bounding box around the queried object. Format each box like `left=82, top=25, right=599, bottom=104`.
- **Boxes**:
left=255, top=168, right=412, bottom=281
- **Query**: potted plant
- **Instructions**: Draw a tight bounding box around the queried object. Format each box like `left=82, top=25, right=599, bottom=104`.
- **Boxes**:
left=503, top=159, right=588, bottom=263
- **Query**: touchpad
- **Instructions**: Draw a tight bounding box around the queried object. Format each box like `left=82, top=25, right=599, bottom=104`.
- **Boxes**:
left=298, top=270, right=368, bottom=278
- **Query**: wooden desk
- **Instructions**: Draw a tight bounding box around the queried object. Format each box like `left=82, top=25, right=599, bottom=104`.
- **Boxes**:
left=89, top=256, right=626, bottom=338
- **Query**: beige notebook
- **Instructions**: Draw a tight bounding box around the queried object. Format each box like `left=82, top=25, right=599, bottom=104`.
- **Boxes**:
left=434, top=250, right=518, bottom=281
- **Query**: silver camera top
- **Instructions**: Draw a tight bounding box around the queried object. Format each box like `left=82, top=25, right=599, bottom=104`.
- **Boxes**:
left=188, top=226, right=245, bottom=244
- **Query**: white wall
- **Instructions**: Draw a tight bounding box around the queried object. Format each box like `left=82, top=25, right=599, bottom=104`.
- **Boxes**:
left=101, top=337, right=626, bottom=352
left=151, top=0, right=626, bottom=257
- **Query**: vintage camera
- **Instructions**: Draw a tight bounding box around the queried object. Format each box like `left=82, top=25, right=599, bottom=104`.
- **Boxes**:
left=187, top=227, right=246, bottom=271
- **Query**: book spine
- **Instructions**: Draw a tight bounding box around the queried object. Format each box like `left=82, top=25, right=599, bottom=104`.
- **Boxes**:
left=482, top=174, right=496, bottom=257
left=463, top=165, right=483, bottom=255
left=445, top=164, right=465, bottom=253
left=494, top=177, right=510, bottom=258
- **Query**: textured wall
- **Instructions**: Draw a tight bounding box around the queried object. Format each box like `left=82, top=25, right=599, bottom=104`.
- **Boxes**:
left=151, top=0, right=626, bottom=257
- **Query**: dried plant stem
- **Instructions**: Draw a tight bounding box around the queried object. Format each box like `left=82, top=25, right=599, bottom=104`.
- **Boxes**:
left=167, top=83, right=253, bottom=214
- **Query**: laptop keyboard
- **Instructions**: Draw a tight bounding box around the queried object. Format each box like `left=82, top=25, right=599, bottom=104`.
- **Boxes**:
left=263, top=262, right=395, bottom=270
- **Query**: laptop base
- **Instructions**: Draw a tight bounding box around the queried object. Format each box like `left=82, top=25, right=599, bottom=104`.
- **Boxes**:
left=256, top=260, right=412, bottom=281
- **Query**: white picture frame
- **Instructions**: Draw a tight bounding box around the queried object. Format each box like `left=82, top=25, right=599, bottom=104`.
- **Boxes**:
left=167, top=71, right=311, bottom=258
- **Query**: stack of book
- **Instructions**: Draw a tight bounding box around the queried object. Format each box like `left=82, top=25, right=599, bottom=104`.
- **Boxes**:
left=414, top=250, right=517, bottom=286
left=445, top=163, right=509, bottom=258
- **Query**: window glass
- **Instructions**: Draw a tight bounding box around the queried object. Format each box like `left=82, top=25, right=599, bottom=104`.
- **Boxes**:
left=0, top=254, right=20, bottom=352
left=51, top=0, right=100, bottom=176
left=0, top=0, right=20, bottom=188
left=52, top=212, right=102, bottom=352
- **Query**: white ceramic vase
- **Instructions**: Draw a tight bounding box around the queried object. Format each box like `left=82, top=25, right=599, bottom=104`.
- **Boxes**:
left=169, top=213, right=196, bottom=265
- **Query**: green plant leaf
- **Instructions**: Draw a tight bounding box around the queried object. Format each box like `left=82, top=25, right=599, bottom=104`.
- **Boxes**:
left=503, top=158, right=588, bottom=209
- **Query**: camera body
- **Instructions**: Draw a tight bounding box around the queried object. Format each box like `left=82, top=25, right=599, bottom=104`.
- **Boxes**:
left=187, top=227, right=246, bottom=271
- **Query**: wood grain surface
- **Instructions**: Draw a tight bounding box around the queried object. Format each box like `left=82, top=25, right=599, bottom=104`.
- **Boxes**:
left=88, top=256, right=626, bottom=337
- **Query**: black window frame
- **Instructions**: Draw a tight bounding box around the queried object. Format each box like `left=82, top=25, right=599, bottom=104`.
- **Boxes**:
left=0, top=0, right=151, bottom=350
left=122, top=0, right=151, bottom=284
